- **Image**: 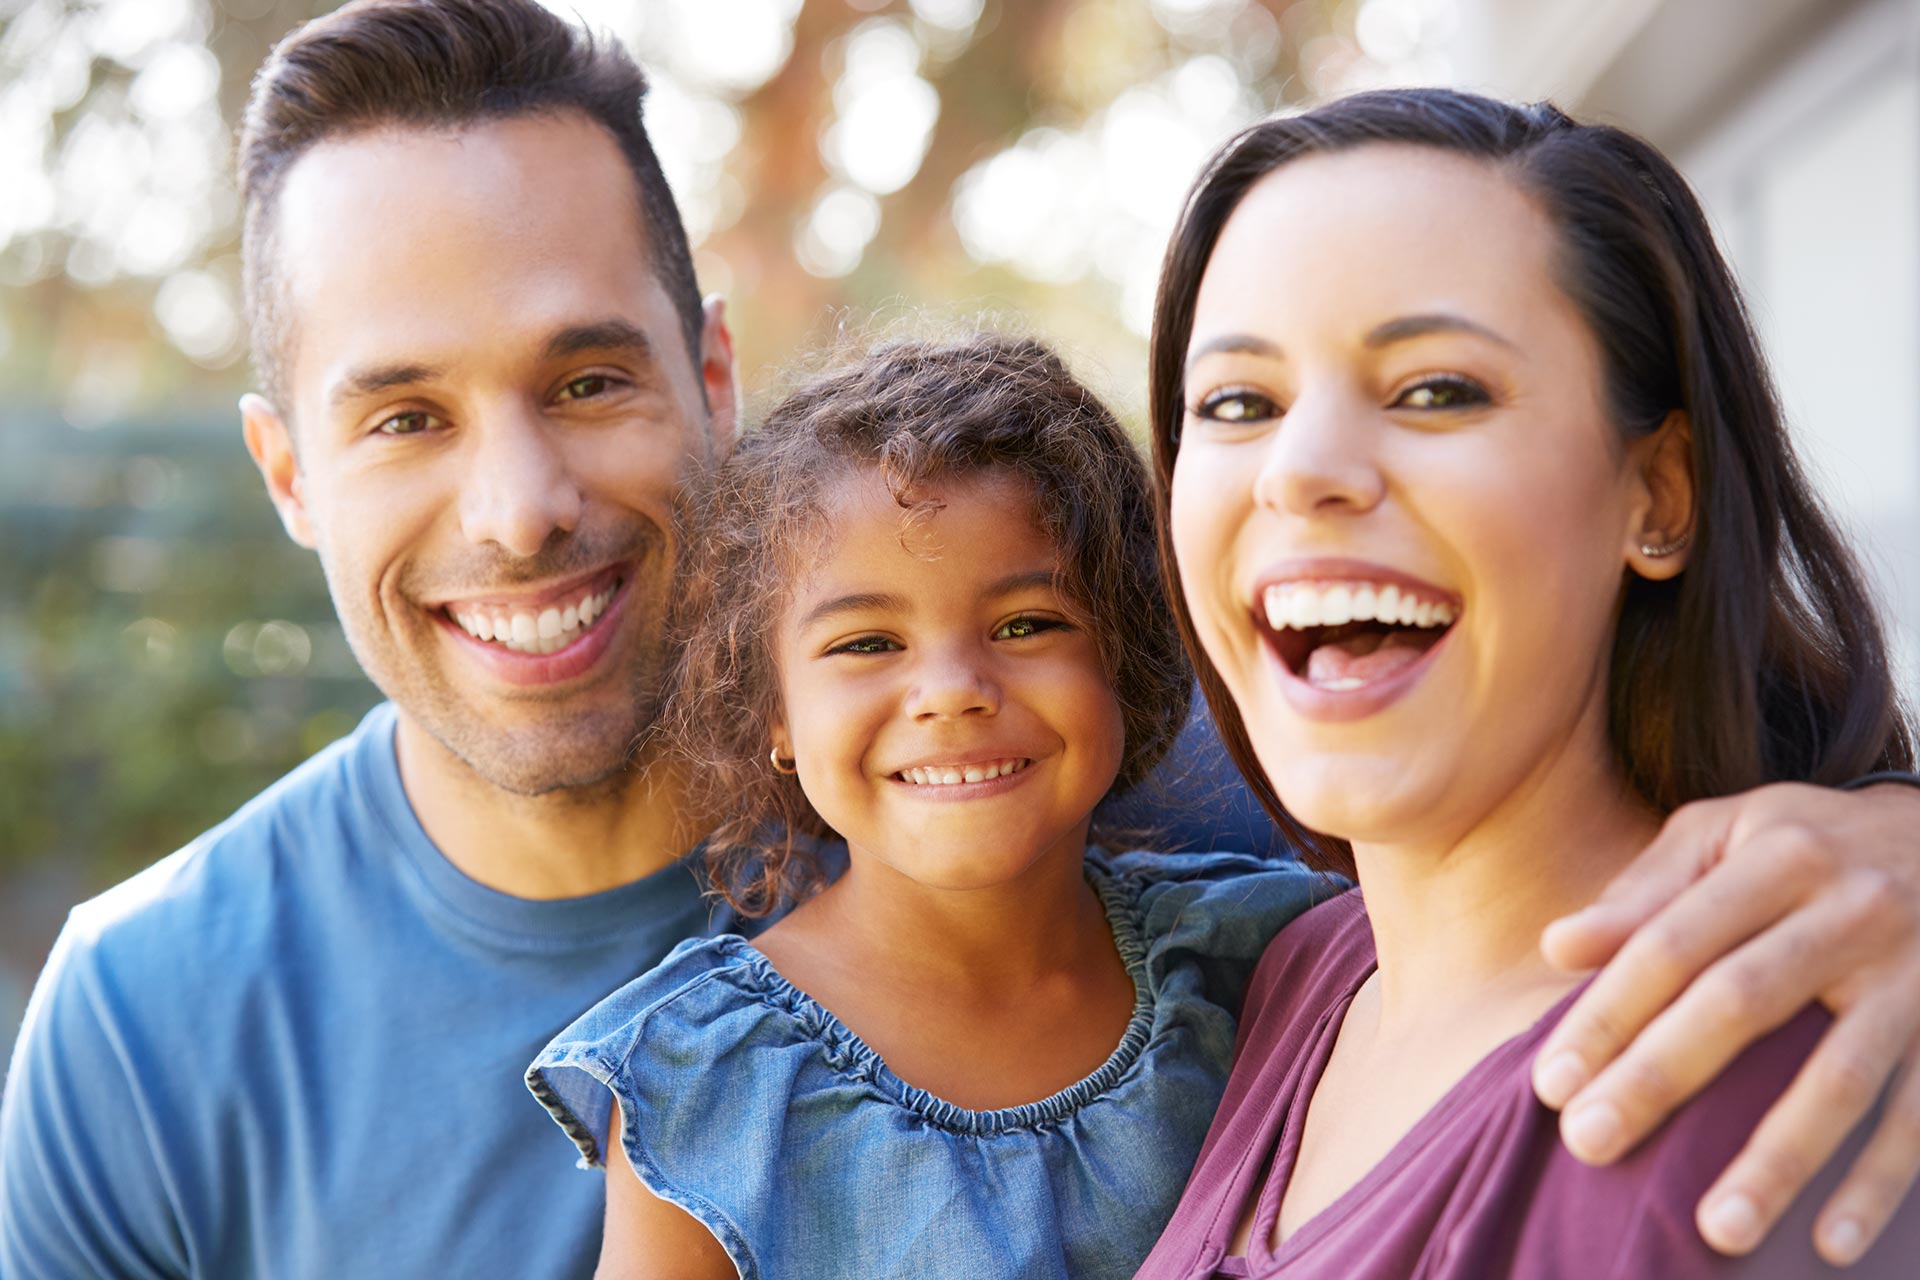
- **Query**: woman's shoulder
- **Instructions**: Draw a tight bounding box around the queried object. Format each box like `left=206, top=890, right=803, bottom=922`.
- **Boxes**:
left=1516, top=1001, right=1919, bottom=1278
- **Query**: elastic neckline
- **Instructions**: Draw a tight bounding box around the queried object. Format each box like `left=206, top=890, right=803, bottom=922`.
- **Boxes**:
left=722, top=857, right=1156, bottom=1136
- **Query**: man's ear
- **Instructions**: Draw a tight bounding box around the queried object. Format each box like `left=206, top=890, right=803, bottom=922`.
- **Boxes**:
left=240, top=393, right=318, bottom=549
left=697, top=294, right=738, bottom=455
left=1626, top=410, right=1696, bottom=580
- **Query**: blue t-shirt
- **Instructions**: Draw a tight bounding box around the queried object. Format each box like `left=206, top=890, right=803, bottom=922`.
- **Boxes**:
left=0, top=704, right=733, bottom=1279
left=527, top=850, right=1335, bottom=1280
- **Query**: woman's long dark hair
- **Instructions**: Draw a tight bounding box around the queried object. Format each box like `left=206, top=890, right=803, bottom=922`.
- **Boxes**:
left=1148, top=88, right=1914, bottom=875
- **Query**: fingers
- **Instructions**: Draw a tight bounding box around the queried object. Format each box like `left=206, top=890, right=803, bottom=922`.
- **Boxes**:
left=1694, top=990, right=1920, bottom=1262
left=1809, top=1029, right=1920, bottom=1265
left=1533, top=823, right=1808, bottom=1112
left=1540, top=799, right=1729, bottom=974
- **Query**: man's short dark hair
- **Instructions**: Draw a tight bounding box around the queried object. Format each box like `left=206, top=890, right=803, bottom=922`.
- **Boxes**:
left=237, top=0, right=705, bottom=409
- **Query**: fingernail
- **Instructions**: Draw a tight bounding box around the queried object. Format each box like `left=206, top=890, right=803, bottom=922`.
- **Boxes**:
left=1704, top=1193, right=1763, bottom=1254
left=1821, top=1217, right=1867, bottom=1265
left=1536, top=1052, right=1590, bottom=1107
left=1563, top=1101, right=1624, bottom=1162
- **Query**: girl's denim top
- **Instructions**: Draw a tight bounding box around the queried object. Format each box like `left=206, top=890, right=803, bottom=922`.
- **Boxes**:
left=526, top=849, right=1333, bottom=1280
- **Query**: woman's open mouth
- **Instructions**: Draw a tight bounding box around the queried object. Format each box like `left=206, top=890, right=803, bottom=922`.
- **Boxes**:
left=1258, top=580, right=1458, bottom=694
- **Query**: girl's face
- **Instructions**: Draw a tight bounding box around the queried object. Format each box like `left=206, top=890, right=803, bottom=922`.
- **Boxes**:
left=771, top=470, right=1126, bottom=889
left=1171, top=144, right=1683, bottom=849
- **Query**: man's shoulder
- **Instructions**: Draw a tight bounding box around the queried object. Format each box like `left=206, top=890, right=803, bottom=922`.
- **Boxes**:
left=61, top=702, right=397, bottom=982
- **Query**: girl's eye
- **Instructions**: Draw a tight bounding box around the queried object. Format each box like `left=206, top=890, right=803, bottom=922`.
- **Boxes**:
left=556, top=375, right=616, bottom=402
left=1190, top=387, right=1281, bottom=424
left=1393, top=376, right=1489, bottom=411
left=376, top=410, right=440, bottom=436
left=826, top=635, right=899, bottom=656
left=994, top=616, right=1067, bottom=641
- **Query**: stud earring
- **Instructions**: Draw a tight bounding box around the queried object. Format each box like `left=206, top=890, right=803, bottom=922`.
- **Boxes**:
left=769, top=746, right=797, bottom=775
left=1639, top=531, right=1691, bottom=558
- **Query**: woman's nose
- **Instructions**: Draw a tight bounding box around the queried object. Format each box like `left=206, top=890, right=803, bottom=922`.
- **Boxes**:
left=1251, top=387, right=1387, bottom=518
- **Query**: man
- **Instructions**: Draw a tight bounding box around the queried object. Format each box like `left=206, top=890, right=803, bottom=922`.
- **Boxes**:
left=5, top=2, right=1920, bottom=1276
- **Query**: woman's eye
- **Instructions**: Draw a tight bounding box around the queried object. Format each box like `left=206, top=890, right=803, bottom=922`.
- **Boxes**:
left=994, top=616, right=1066, bottom=641
left=827, top=635, right=899, bottom=656
left=557, top=375, right=615, bottom=402
left=1191, top=387, right=1281, bottom=423
left=376, top=410, right=440, bottom=436
left=1393, top=376, right=1489, bottom=411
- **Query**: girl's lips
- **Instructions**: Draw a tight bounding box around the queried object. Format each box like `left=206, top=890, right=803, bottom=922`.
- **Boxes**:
left=886, top=757, right=1040, bottom=801
left=434, top=574, right=631, bottom=687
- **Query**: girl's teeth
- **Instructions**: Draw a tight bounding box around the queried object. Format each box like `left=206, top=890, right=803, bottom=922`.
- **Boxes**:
left=900, top=759, right=1029, bottom=786
left=1259, top=581, right=1458, bottom=633
left=453, top=585, right=616, bottom=653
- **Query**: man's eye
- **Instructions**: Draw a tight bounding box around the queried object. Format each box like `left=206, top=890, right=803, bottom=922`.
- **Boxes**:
left=994, top=616, right=1066, bottom=641
left=557, top=375, right=615, bottom=401
left=827, top=635, right=898, bottom=656
left=376, top=410, right=440, bottom=436
left=1394, top=376, right=1489, bottom=410
left=1191, top=388, right=1280, bottom=423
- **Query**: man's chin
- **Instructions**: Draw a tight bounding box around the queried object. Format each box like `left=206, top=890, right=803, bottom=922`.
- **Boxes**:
left=408, top=701, right=658, bottom=800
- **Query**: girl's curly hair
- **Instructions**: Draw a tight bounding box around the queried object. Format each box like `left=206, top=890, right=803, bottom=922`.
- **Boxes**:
left=666, top=332, right=1191, bottom=916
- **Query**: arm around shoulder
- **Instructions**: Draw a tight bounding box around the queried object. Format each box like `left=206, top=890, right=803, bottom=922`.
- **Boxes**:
left=0, top=924, right=187, bottom=1279
left=596, top=1100, right=739, bottom=1280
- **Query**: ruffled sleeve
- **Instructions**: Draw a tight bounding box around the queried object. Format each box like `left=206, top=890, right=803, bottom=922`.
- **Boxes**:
left=1095, top=848, right=1344, bottom=1058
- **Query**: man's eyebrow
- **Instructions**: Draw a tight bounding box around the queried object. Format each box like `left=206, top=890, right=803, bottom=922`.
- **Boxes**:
left=797, top=591, right=909, bottom=629
left=329, top=362, right=442, bottom=410
left=1186, top=333, right=1284, bottom=375
left=543, top=320, right=656, bottom=362
left=1363, top=313, right=1518, bottom=351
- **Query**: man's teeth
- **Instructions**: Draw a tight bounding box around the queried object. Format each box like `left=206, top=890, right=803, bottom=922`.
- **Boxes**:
left=899, top=759, right=1030, bottom=786
left=451, top=584, right=616, bottom=655
left=1262, top=581, right=1457, bottom=632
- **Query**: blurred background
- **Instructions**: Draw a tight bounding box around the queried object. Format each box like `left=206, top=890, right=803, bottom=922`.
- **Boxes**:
left=3, top=0, right=1917, bottom=1060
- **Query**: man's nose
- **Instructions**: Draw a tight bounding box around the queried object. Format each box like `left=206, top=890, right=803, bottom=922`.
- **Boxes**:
left=456, top=408, right=583, bottom=558
left=1251, top=386, right=1387, bottom=518
left=905, top=647, right=1002, bottom=722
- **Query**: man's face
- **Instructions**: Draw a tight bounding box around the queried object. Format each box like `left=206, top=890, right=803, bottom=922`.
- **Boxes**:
left=246, top=113, right=734, bottom=796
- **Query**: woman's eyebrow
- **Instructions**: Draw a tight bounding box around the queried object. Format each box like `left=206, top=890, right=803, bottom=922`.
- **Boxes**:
left=983, top=570, right=1058, bottom=599
left=1186, top=333, right=1284, bottom=374
left=1364, top=312, right=1518, bottom=350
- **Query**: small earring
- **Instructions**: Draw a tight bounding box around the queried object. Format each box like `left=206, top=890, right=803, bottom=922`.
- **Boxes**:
left=1639, top=530, right=1691, bottom=558
left=769, top=746, right=797, bottom=775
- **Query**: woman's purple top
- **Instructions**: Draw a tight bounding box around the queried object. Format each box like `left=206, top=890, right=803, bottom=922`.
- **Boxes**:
left=1139, top=891, right=1917, bottom=1279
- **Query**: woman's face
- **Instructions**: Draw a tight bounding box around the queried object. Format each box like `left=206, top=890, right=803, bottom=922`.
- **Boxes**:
left=1171, top=144, right=1668, bottom=848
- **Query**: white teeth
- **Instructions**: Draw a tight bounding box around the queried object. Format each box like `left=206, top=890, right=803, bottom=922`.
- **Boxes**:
left=450, top=583, right=618, bottom=653
left=899, top=759, right=1028, bottom=787
left=1258, top=580, right=1458, bottom=633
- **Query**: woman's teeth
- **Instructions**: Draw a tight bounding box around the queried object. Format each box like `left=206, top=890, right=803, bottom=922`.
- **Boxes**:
left=1262, top=581, right=1457, bottom=631
left=450, top=583, right=616, bottom=655
left=898, top=759, right=1030, bottom=786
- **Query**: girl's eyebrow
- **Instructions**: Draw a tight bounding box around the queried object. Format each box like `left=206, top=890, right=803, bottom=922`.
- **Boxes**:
left=985, top=570, right=1057, bottom=598
left=797, top=591, right=906, bottom=629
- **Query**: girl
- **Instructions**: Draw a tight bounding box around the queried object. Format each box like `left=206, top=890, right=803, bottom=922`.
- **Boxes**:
left=528, top=334, right=1332, bottom=1279
left=1137, top=90, right=1920, bottom=1276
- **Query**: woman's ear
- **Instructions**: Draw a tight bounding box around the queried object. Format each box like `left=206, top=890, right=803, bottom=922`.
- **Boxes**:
left=1626, top=410, right=1696, bottom=580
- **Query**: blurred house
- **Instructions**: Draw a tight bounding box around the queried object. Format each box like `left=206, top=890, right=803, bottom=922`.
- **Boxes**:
left=1448, top=0, right=1920, bottom=693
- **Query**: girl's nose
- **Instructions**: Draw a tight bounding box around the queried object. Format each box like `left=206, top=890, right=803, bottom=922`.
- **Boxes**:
left=1251, top=387, right=1386, bottom=518
left=905, top=649, right=1003, bottom=721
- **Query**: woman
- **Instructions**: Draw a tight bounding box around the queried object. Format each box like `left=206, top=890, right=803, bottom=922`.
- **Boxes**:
left=1138, top=89, right=1920, bottom=1276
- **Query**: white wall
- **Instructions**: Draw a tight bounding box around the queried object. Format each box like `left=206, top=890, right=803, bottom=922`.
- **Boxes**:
left=1682, top=0, right=1920, bottom=695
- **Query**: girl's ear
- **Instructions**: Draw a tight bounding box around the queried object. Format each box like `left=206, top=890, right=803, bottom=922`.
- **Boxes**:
left=1626, top=410, right=1696, bottom=580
